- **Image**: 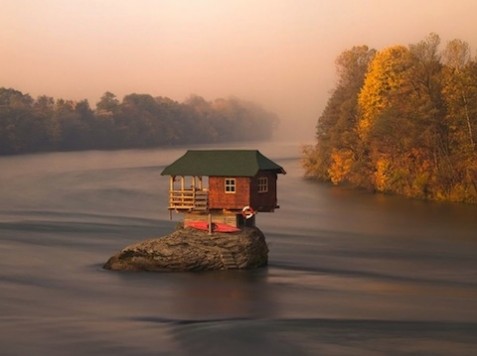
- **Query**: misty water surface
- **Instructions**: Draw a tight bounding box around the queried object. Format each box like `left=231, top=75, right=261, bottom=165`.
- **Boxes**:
left=0, top=141, right=476, bottom=355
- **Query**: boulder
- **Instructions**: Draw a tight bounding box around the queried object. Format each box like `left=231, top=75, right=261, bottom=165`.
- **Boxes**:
left=103, top=226, right=268, bottom=272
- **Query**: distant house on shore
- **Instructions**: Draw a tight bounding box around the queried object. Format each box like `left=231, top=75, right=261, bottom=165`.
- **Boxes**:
left=161, top=150, right=286, bottom=228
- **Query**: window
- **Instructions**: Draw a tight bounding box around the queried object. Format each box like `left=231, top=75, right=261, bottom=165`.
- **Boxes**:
left=225, top=178, right=236, bottom=193
left=258, top=176, right=268, bottom=193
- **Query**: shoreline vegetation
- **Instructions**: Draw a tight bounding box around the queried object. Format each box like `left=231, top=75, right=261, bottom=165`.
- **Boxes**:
left=302, top=33, right=477, bottom=204
left=0, top=89, right=278, bottom=155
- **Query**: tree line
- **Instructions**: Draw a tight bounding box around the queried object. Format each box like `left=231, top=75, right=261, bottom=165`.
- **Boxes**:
left=0, top=89, right=278, bottom=155
left=302, top=34, right=477, bottom=204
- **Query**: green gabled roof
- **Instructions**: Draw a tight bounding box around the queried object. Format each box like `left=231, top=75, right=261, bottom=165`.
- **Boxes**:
left=161, top=150, right=286, bottom=177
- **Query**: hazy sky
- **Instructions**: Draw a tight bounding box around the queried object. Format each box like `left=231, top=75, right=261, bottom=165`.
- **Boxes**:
left=2, top=0, right=477, bottom=140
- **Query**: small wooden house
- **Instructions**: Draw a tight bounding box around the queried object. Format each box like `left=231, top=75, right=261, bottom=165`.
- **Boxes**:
left=161, top=150, right=286, bottom=227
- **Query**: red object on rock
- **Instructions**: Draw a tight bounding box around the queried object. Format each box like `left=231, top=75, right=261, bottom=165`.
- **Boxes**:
left=186, top=221, right=240, bottom=233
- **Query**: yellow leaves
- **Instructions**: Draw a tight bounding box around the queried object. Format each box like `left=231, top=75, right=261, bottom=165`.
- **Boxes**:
left=357, top=115, right=372, bottom=141
left=328, top=149, right=355, bottom=184
left=373, top=156, right=390, bottom=191
left=372, top=149, right=434, bottom=197
left=357, top=46, right=413, bottom=140
left=447, top=184, right=476, bottom=203
left=449, top=159, right=477, bottom=203
left=303, top=36, right=477, bottom=204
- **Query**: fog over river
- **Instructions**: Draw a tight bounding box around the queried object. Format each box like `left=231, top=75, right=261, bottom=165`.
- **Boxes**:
left=0, top=141, right=476, bottom=355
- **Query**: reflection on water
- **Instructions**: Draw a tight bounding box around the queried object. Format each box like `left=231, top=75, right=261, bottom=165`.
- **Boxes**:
left=0, top=141, right=476, bottom=355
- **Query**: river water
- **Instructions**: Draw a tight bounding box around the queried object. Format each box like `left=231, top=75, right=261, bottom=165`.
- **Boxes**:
left=0, top=141, right=476, bottom=355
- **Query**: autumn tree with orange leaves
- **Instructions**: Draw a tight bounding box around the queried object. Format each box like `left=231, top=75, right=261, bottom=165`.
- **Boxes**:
left=303, top=33, right=477, bottom=203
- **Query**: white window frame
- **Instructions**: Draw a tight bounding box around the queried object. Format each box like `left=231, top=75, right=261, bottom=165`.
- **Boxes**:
left=224, top=178, right=236, bottom=193
left=258, top=176, right=268, bottom=193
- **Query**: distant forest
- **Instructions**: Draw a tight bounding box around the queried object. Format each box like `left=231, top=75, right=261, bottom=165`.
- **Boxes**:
left=303, top=34, right=477, bottom=204
left=0, top=89, right=278, bottom=155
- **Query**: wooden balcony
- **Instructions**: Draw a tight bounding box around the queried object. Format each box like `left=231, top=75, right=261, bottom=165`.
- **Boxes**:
left=168, top=189, right=208, bottom=211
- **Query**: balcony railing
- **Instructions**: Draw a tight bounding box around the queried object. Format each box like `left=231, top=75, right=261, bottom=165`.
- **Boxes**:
left=168, top=189, right=208, bottom=211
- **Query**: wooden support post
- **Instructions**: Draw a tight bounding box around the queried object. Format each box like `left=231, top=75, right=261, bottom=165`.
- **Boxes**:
left=208, top=213, right=212, bottom=235
left=198, top=176, right=203, bottom=190
left=168, top=176, right=174, bottom=219
left=169, top=176, right=174, bottom=191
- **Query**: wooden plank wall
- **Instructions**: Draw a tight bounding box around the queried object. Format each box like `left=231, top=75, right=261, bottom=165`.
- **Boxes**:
left=184, top=212, right=239, bottom=227
left=208, top=176, right=250, bottom=210
left=250, top=172, right=278, bottom=212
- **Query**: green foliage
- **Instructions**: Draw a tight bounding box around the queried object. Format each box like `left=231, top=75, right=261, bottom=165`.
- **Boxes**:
left=0, top=89, right=278, bottom=155
left=303, top=33, right=477, bottom=204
